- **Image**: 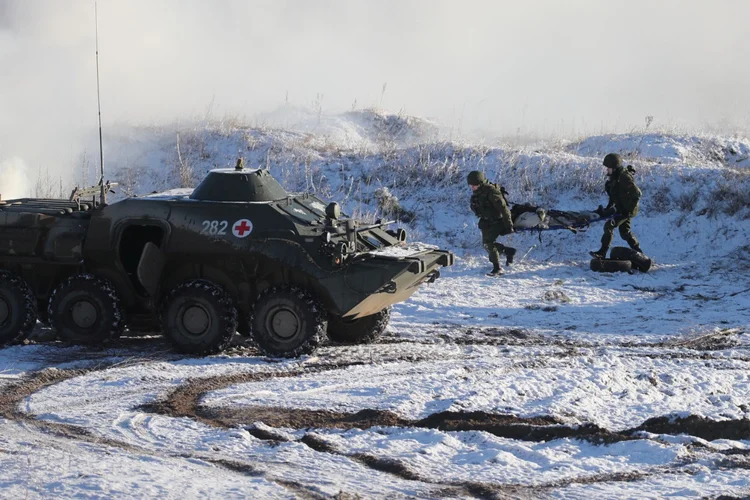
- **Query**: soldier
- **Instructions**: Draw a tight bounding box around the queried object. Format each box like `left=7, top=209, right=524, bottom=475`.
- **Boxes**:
left=590, top=153, right=643, bottom=259
left=467, top=170, right=516, bottom=276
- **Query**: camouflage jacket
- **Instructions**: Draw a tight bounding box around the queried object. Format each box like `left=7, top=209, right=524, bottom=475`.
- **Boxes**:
left=470, top=181, right=513, bottom=232
left=606, top=166, right=641, bottom=217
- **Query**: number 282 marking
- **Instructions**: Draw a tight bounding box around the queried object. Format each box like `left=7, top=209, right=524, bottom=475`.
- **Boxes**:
left=200, top=220, right=228, bottom=235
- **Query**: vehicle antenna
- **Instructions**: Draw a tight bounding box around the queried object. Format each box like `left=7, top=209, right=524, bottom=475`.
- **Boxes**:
left=94, top=1, right=106, bottom=205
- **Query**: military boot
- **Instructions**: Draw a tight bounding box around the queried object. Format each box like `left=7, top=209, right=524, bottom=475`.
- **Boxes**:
left=504, top=246, right=517, bottom=266
left=486, top=264, right=503, bottom=277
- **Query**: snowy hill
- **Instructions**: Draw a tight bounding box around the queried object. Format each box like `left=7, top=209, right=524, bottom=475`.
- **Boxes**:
left=100, top=108, right=750, bottom=268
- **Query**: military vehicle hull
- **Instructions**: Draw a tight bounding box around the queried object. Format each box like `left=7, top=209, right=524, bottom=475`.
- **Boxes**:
left=0, top=167, right=454, bottom=357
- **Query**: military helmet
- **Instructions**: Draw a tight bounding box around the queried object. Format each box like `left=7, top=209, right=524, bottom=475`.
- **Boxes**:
left=602, top=153, right=622, bottom=169
left=466, top=170, right=486, bottom=185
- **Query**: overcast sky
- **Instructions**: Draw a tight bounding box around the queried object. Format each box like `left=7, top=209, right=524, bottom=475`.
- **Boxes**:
left=1, top=0, right=749, bottom=194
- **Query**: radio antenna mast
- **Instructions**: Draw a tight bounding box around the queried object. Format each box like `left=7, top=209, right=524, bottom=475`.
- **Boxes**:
left=94, top=1, right=106, bottom=205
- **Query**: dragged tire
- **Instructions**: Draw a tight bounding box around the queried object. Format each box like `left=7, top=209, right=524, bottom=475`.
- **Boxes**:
left=0, top=270, right=38, bottom=345
left=590, top=258, right=632, bottom=273
left=48, top=274, right=124, bottom=345
left=610, top=246, right=652, bottom=272
left=250, top=286, right=326, bottom=357
left=328, top=307, right=391, bottom=344
left=161, top=280, right=237, bottom=355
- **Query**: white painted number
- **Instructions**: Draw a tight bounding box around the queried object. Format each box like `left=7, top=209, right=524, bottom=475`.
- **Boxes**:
left=200, top=220, right=228, bottom=235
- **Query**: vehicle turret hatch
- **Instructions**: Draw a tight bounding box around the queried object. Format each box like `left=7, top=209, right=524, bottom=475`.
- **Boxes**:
left=189, top=168, right=288, bottom=202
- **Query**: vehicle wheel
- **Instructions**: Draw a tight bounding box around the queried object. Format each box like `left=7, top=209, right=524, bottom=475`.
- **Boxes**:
left=0, top=270, right=38, bottom=345
left=328, top=307, right=391, bottom=344
left=48, top=274, right=124, bottom=345
left=249, top=286, right=327, bottom=357
left=610, top=246, right=652, bottom=272
left=161, top=280, right=237, bottom=354
left=590, top=258, right=632, bottom=273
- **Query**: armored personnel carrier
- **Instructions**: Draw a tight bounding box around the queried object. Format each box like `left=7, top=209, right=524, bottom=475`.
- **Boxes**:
left=0, top=162, right=454, bottom=357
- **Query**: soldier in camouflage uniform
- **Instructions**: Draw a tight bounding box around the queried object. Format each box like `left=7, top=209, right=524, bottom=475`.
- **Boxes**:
left=590, top=153, right=643, bottom=259
left=467, top=170, right=516, bottom=276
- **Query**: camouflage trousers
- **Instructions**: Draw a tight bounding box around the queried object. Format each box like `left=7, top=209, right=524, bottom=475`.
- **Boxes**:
left=481, top=222, right=512, bottom=266
left=600, top=216, right=640, bottom=252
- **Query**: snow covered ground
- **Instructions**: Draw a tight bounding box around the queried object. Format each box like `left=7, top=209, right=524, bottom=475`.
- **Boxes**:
left=2, top=112, right=750, bottom=498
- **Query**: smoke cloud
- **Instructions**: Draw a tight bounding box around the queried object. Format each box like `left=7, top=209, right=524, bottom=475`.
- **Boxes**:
left=0, top=156, right=30, bottom=199
left=1, top=0, right=749, bottom=193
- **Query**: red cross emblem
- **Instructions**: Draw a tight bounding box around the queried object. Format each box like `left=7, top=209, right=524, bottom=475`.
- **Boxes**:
left=232, top=219, right=253, bottom=238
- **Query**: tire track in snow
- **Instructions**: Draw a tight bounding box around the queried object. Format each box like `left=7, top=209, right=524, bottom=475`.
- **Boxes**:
left=0, top=365, right=337, bottom=498
left=136, top=356, right=750, bottom=494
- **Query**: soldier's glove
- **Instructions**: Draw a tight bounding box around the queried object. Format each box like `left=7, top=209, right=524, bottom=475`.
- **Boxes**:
left=602, top=206, right=617, bottom=217
left=594, top=205, right=604, bottom=216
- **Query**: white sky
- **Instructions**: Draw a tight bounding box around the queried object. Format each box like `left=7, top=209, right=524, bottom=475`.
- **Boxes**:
left=1, top=0, right=749, bottom=188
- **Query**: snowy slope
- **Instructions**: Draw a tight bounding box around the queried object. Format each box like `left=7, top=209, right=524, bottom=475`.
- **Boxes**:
left=101, top=108, right=750, bottom=265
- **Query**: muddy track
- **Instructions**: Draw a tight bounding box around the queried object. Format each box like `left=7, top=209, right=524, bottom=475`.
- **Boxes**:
left=140, top=366, right=750, bottom=496
left=246, top=420, right=713, bottom=497
left=146, top=367, right=750, bottom=444
left=6, top=334, right=750, bottom=496
left=139, top=360, right=372, bottom=426
left=0, top=366, right=153, bottom=453
left=1, top=367, right=361, bottom=497
left=632, top=415, right=750, bottom=441
left=22, top=324, right=747, bottom=362
left=0, top=364, right=510, bottom=499
left=266, top=429, right=528, bottom=499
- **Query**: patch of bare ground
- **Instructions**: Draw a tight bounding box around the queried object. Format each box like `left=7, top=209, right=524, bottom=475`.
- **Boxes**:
left=237, top=407, right=622, bottom=443
left=630, top=415, right=750, bottom=441
left=621, top=328, right=745, bottom=351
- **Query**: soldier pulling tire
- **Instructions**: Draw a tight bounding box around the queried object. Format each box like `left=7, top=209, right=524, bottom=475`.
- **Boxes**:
left=0, top=270, right=38, bottom=345
left=327, top=307, right=391, bottom=344
left=249, top=286, right=327, bottom=358
left=161, top=280, right=237, bottom=355
left=48, top=274, right=124, bottom=345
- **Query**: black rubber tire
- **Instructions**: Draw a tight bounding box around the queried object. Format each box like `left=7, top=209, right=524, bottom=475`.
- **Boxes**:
left=249, top=286, right=327, bottom=358
left=0, top=270, right=38, bottom=345
left=590, top=258, right=632, bottom=273
left=610, top=246, right=652, bottom=272
left=48, top=274, right=124, bottom=345
left=161, top=280, right=237, bottom=355
left=327, top=307, right=391, bottom=344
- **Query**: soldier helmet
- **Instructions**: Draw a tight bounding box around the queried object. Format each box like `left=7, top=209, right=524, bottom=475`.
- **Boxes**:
left=466, top=170, right=486, bottom=185
left=602, top=153, right=622, bottom=169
